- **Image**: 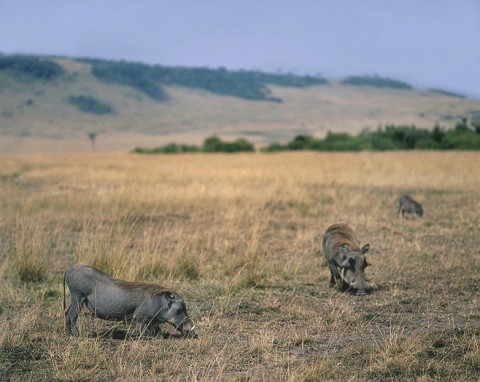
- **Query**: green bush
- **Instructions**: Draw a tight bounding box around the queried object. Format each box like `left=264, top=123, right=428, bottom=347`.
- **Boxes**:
left=202, top=136, right=255, bottom=153
left=442, top=130, right=480, bottom=150
left=261, top=142, right=288, bottom=152
left=286, top=135, right=318, bottom=150
left=370, top=136, right=397, bottom=150
left=132, top=143, right=199, bottom=154
left=135, top=119, right=480, bottom=154
left=202, top=136, right=224, bottom=152
left=68, top=95, right=113, bottom=115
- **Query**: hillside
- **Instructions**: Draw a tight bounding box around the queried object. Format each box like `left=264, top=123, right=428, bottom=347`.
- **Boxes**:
left=0, top=55, right=479, bottom=153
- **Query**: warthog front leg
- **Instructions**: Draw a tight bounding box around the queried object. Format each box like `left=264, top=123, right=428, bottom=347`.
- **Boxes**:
left=328, top=263, right=342, bottom=288
left=131, top=312, right=160, bottom=338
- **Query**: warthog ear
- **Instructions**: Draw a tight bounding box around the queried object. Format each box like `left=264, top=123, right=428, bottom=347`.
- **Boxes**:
left=361, top=244, right=370, bottom=254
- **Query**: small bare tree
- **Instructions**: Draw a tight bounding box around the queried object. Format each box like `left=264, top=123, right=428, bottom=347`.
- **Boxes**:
left=88, top=132, right=98, bottom=151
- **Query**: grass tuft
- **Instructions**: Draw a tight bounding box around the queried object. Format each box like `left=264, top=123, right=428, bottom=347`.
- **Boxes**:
left=7, top=217, right=58, bottom=283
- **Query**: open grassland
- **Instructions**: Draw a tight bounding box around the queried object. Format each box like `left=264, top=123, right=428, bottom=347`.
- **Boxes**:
left=0, top=151, right=479, bottom=381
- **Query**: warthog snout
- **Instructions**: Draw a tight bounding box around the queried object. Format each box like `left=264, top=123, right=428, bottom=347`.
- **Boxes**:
left=342, top=271, right=372, bottom=296
left=178, top=318, right=195, bottom=334
left=354, top=285, right=372, bottom=296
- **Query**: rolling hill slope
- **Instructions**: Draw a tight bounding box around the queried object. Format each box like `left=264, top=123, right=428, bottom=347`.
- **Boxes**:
left=0, top=55, right=479, bottom=153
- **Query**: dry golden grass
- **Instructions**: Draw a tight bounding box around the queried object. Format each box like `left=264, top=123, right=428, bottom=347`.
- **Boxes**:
left=0, top=151, right=479, bottom=381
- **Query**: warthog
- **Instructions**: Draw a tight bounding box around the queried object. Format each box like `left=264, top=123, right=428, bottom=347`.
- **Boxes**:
left=63, top=265, right=195, bottom=337
left=322, top=224, right=372, bottom=296
left=398, top=195, right=423, bottom=218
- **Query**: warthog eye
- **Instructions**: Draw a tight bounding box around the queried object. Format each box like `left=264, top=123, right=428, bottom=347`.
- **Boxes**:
left=340, top=257, right=355, bottom=269
left=164, top=293, right=176, bottom=308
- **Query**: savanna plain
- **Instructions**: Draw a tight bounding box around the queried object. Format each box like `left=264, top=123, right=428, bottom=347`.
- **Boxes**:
left=0, top=150, right=479, bottom=381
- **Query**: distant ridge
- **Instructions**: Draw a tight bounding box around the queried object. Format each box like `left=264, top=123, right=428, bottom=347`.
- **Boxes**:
left=0, top=53, right=479, bottom=153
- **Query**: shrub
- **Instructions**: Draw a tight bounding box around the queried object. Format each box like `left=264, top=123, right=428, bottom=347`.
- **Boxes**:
left=68, top=95, right=113, bottom=115
left=8, top=218, right=58, bottom=283
left=132, top=143, right=200, bottom=154
left=223, top=138, right=255, bottom=153
left=286, top=135, right=319, bottom=150
left=260, top=142, right=288, bottom=152
left=442, top=130, right=480, bottom=150
left=202, top=136, right=255, bottom=153
left=202, top=136, right=224, bottom=153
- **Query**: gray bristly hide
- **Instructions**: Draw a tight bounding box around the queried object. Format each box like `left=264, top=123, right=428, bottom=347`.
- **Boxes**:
left=63, top=265, right=195, bottom=337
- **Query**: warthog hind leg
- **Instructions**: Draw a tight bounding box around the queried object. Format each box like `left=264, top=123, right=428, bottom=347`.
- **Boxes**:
left=65, top=295, right=86, bottom=336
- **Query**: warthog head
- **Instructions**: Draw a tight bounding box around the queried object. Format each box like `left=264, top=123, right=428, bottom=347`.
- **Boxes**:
left=161, top=292, right=195, bottom=335
left=416, top=206, right=424, bottom=217
left=339, top=243, right=371, bottom=296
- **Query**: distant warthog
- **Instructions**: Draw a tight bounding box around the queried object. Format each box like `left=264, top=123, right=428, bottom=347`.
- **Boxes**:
left=322, top=224, right=372, bottom=296
left=63, top=265, right=195, bottom=337
left=398, top=195, right=423, bottom=218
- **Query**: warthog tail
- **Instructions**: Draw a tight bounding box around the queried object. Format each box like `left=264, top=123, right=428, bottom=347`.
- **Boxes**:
left=63, top=271, right=66, bottom=312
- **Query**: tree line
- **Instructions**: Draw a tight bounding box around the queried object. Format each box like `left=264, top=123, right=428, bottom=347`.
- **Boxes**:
left=341, top=75, right=412, bottom=89
left=0, top=54, right=64, bottom=80
left=82, top=58, right=327, bottom=102
left=263, top=120, right=480, bottom=151
left=0, top=55, right=329, bottom=102
left=2, top=55, right=470, bottom=102
left=133, top=120, right=480, bottom=154
left=133, top=136, right=255, bottom=154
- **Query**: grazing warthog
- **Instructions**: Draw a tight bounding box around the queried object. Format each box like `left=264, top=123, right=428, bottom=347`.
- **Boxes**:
left=63, top=265, right=195, bottom=337
left=322, top=224, right=372, bottom=296
left=398, top=195, right=423, bottom=218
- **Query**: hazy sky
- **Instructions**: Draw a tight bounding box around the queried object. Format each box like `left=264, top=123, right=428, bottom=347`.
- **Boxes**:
left=1, top=0, right=479, bottom=98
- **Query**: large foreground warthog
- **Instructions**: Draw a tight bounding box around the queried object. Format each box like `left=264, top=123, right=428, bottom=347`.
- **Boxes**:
left=322, top=224, right=372, bottom=296
left=63, top=265, right=195, bottom=337
left=398, top=195, right=423, bottom=218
